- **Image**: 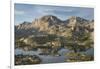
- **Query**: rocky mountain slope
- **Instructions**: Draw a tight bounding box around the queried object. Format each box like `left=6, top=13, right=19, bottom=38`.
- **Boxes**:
left=15, top=15, right=94, bottom=39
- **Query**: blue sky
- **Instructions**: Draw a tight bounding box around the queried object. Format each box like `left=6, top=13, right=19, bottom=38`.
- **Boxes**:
left=15, top=3, right=94, bottom=25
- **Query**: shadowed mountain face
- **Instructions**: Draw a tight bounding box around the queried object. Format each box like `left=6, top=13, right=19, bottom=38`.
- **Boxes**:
left=15, top=15, right=94, bottom=38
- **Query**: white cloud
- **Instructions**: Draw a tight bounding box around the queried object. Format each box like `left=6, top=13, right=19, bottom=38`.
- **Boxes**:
left=15, top=10, right=25, bottom=15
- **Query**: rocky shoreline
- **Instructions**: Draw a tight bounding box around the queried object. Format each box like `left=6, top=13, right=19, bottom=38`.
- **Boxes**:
left=15, top=54, right=41, bottom=65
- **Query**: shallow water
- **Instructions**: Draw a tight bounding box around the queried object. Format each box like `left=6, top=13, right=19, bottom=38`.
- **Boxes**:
left=15, top=48, right=94, bottom=63
left=15, top=48, right=70, bottom=63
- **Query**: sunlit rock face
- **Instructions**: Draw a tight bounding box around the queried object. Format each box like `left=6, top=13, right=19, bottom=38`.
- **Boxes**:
left=15, top=15, right=93, bottom=39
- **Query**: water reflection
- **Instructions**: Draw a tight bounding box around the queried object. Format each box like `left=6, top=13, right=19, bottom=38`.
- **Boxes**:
left=15, top=48, right=70, bottom=63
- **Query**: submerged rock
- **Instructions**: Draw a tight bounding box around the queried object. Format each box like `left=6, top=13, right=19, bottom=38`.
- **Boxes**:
left=15, top=54, right=41, bottom=65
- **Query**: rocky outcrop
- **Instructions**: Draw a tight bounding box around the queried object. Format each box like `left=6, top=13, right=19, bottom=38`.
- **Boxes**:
left=15, top=15, right=94, bottom=39
left=15, top=55, right=41, bottom=65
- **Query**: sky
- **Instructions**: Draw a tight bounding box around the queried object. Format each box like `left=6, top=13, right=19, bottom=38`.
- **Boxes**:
left=14, top=3, right=94, bottom=25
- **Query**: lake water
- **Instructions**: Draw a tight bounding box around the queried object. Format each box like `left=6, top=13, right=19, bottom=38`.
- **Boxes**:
left=15, top=48, right=94, bottom=63
left=15, top=48, right=70, bottom=63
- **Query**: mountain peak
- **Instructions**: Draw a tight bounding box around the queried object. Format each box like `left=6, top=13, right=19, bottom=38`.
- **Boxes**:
left=41, top=15, right=58, bottom=19
left=69, top=16, right=87, bottom=20
left=20, top=21, right=31, bottom=25
left=69, top=16, right=77, bottom=19
left=39, top=15, right=62, bottom=22
left=68, top=16, right=89, bottom=23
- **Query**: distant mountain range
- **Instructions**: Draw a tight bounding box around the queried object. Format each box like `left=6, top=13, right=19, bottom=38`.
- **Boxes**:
left=15, top=15, right=94, bottom=39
